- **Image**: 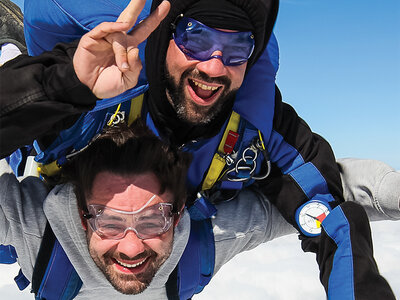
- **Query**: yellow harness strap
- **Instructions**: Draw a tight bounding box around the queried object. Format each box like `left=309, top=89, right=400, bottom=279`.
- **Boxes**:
left=128, top=94, right=144, bottom=125
left=37, top=160, right=61, bottom=177
left=201, top=111, right=240, bottom=191
left=38, top=95, right=145, bottom=177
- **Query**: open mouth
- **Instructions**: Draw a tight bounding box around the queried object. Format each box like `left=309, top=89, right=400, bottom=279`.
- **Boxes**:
left=187, top=78, right=223, bottom=105
left=113, top=257, right=149, bottom=274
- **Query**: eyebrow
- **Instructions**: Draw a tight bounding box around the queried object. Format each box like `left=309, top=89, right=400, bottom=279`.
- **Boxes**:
left=100, top=215, right=126, bottom=222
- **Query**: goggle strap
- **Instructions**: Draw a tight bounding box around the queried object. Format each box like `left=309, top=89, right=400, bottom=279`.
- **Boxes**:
left=134, top=194, right=157, bottom=213
left=82, top=213, right=93, bottom=219
left=170, top=13, right=184, bottom=32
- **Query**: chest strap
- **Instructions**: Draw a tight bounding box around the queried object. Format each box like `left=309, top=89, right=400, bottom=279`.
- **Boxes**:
left=201, top=111, right=240, bottom=191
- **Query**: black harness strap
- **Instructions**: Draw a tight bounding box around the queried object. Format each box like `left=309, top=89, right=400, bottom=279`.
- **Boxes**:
left=166, top=266, right=180, bottom=300
left=31, top=221, right=56, bottom=295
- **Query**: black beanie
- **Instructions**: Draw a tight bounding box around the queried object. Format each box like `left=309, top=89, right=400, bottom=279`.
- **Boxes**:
left=147, top=0, right=278, bottom=75
left=184, top=0, right=254, bottom=32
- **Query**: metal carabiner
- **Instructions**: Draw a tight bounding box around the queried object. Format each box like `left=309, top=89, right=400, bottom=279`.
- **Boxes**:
left=242, top=145, right=258, bottom=162
left=252, top=136, right=271, bottom=180
left=251, top=159, right=271, bottom=180
left=110, top=111, right=125, bottom=126
left=235, top=155, right=257, bottom=175
left=225, top=153, right=236, bottom=166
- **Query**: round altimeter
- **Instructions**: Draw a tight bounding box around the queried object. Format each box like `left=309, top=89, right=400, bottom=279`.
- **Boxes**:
left=295, top=200, right=331, bottom=237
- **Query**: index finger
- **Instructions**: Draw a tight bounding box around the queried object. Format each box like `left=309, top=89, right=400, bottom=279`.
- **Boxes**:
left=117, top=0, right=147, bottom=27
left=127, top=0, right=170, bottom=48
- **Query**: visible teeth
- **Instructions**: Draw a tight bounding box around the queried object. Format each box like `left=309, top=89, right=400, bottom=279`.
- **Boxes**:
left=116, top=258, right=146, bottom=268
left=193, top=80, right=219, bottom=91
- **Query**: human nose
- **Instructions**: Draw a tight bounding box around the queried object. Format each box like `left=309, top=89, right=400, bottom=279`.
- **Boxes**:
left=116, top=230, right=145, bottom=258
left=196, top=50, right=227, bottom=77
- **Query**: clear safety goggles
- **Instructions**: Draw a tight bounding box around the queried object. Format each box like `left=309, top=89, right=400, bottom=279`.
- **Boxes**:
left=172, top=16, right=255, bottom=66
left=83, top=195, right=174, bottom=240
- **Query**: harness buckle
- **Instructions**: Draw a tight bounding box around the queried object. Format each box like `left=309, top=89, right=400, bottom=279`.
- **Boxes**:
left=225, top=153, right=235, bottom=166
left=109, top=111, right=125, bottom=126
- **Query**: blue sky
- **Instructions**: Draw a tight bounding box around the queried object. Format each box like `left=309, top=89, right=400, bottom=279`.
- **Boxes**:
left=12, top=0, right=399, bottom=169
left=274, top=0, right=400, bottom=169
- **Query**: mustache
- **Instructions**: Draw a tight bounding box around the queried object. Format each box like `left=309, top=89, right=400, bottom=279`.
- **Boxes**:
left=103, top=247, right=156, bottom=262
left=181, top=67, right=231, bottom=89
left=117, top=250, right=155, bottom=261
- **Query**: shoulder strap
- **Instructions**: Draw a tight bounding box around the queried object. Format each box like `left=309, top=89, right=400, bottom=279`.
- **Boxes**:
left=35, top=95, right=145, bottom=178
left=0, top=244, right=18, bottom=264
left=165, top=266, right=180, bottom=300
left=172, top=195, right=217, bottom=300
left=128, top=94, right=144, bottom=125
left=201, top=111, right=240, bottom=191
left=0, top=244, right=30, bottom=290
left=32, top=222, right=82, bottom=300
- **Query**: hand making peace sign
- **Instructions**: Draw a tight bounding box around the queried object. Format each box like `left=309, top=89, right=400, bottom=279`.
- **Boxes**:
left=73, top=0, right=170, bottom=99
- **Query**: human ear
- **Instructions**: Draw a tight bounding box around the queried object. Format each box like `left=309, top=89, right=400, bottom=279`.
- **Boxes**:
left=79, top=210, right=88, bottom=231
left=173, top=207, right=185, bottom=227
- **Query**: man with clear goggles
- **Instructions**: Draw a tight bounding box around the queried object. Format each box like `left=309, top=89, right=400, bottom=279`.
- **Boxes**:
left=0, top=119, right=395, bottom=299
left=0, top=0, right=398, bottom=298
left=0, top=120, right=309, bottom=298
left=83, top=195, right=176, bottom=240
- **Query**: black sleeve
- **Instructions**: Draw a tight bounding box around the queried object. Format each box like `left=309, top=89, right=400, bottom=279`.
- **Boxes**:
left=258, top=86, right=343, bottom=228
left=257, top=87, right=394, bottom=297
left=0, top=40, right=99, bottom=158
left=308, top=201, right=395, bottom=299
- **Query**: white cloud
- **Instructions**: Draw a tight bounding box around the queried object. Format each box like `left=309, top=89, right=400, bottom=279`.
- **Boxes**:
left=196, top=220, right=400, bottom=299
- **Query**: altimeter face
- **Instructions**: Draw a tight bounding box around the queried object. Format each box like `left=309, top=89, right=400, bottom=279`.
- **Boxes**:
left=297, top=201, right=331, bottom=236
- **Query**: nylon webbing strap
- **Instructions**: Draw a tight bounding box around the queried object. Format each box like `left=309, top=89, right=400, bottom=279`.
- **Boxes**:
left=128, top=94, right=144, bottom=125
left=165, top=266, right=180, bottom=300
left=201, top=111, right=240, bottom=190
left=32, top=222, right=56, bottom=295
left=36, top=239, right=83, bottom=300
left=37, top=160, right=61, bottom=177
left=32, top=222, right=83, bottom=300
left=0, top=244, right=17, bottom=264
left=37, top=95, right=144, bottom=178
left=178, top=197, right=216, bottom=299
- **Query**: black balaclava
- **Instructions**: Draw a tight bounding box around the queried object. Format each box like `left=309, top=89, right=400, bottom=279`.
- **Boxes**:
left=145, top=0, right=279, bottom=146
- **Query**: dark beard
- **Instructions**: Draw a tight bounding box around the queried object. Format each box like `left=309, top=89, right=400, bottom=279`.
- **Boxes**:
left=165, top=67, right=238, bottom=125
left=88, top=239, right=172, bottom=295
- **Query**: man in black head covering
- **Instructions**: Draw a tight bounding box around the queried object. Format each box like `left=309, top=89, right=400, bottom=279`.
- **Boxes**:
left=141, top=2, right=396, bottom=298
left=1, top=0, right=397, bottom=298
left=146, top=0, right=278, bottom=145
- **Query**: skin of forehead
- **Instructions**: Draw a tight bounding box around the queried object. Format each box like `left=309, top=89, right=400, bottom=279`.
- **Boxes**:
left=87, top=172, right=174, bottom=211
left=96, top=195, right=159, bottom=214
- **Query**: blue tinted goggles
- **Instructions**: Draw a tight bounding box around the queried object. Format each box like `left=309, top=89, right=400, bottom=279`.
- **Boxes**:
left=172, top=16, right=255, bottom=66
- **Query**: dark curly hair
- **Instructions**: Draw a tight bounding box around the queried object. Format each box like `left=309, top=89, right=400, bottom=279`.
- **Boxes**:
left=59, top=120, right=192, bottom=213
